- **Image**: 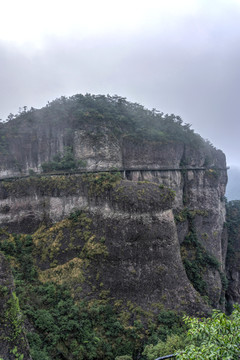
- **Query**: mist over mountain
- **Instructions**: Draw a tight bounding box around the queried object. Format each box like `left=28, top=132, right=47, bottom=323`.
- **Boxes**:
left=226, top=166, right=240, bottom=201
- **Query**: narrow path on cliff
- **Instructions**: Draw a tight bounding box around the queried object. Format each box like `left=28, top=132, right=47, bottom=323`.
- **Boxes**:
left=0, top=166, right=229, bottom=182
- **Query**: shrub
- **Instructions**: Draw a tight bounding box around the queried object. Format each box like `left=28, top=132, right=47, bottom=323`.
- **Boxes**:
left=41, top=147, right=86, bottom=172
left=143, top=334, right=187, bottom=360
left=177, top=305, right=240, bottom=360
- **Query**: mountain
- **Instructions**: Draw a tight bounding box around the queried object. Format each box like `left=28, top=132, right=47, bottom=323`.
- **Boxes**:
left=0, top=94, right=232, bottom=359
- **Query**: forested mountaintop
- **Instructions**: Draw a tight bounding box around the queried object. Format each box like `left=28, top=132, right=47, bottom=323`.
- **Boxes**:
left=3, top=93, right=207, bottom=145
left=0, top=94, right=226, bottom=178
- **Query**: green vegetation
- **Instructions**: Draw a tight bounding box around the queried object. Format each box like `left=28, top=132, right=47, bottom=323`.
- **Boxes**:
left=181, top=230, right=222, bottom=297
left=0, top=250, right=26, bottom=359
left=31, top=210, right=109, bottom=273
left=174, top=208, right=208, bottom=223
left=177, top=208, right=227, bottom=301
left=143, top=334, right=187, bottom=360
left=0, top=200, right=236, bottom=360
left=176, top=305, right=240, bottom=359
left=10, top=346, right=24, bottom=360
left=48, top=94, right=209, bottom=146
left=5, top=291, right=23, bottom=341
left=226, top=200, right=240, bottom=264
left=0, top=172, right=123, bottom=200
left=0, top=225, right=187, bottom=360
left=225, top=200, right=240, bottom=313
left=144, top=306, right=240, bottom=360
left=2, top=94, right=214, bottom=155
left=82, top=171, right=122, bottom=196
left=0, top=94, right=231, bottom=360
left=0, top=232, right=37, bottom=282
left=41, top=146, right=86, bottom=172
left=0, top=289, right=25, bottom=360
left=21, top=284, right=186, bottom=360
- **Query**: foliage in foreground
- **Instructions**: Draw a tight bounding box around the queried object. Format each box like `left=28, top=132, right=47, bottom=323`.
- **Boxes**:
left=144, top=306, right=240, bottom=360
left=176, top=305, right=240, bottom=360
left=142, top=333, right=188, bottom=360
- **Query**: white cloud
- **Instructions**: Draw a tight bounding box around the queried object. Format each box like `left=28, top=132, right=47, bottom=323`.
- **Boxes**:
left=0, top=0, right=240, bottom=167
left=0, top=0, right=205, bottom=46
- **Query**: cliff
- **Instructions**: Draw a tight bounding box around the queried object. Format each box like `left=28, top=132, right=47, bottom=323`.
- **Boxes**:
left=0, top=94, right=230, bottom=359
left=0, top=94, right=226, bottom=177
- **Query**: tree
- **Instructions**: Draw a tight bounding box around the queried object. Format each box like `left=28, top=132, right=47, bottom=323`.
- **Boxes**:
left=177, top=305, right=240, bottom=360
left=143, top=334, right=187, bottom=360
left=41, top=147, right=86, bottom=172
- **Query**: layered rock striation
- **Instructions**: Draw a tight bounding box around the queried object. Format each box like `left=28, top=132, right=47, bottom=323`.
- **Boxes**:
left=0, top=95, right=229, bottom=317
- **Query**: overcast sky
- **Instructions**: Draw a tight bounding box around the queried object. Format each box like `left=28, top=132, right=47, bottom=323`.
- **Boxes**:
left=0, top=0, right=239, bottom=169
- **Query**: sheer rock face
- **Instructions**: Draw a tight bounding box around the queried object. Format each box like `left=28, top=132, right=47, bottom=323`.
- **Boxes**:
left=0, top=166, right=226, bottom=313
left=0, top=108, right=229, bottom=314
left=0, top=118, right=226, bottom=177
left=0, top=177, right=210, bottom=314
left=88, top=209, right=209, bottom=314
left=0, top=253, right=32, bottom=360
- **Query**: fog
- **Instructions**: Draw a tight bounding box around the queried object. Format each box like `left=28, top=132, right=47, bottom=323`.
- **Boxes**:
left=0, top=0, right=239, bottom=171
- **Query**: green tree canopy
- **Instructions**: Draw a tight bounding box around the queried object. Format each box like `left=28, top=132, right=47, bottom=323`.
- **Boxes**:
left=177, top=305, right=240, bottom=360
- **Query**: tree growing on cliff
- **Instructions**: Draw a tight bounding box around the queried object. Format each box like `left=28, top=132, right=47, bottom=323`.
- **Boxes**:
left=41, top=146, right=86, bottom=172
